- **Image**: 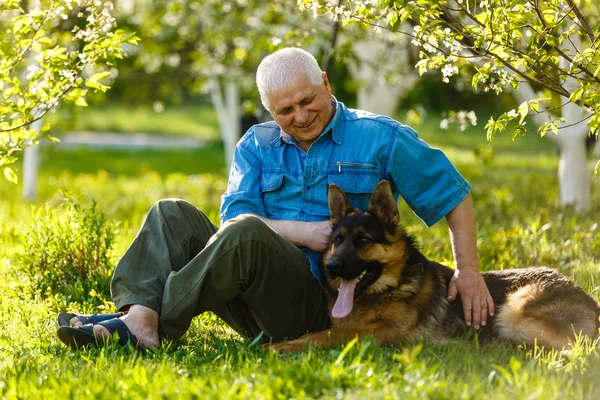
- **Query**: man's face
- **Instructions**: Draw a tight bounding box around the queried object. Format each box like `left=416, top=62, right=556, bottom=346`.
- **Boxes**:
left=268, top=72, right=334, bottom=151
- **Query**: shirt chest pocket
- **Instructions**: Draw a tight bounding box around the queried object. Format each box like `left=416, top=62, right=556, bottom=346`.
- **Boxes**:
left=261, top=173, right=284, bottom=217
left=327, top=163, right=382, bottom=211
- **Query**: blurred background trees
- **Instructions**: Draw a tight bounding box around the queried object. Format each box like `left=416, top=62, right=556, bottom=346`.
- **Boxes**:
left=3, top=0, right=596, bottom=213
left=304, top=0, right=599, bottom=213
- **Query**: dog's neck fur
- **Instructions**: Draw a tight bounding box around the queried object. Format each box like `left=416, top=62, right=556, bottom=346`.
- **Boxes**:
left=401, top=231, right=428, bottom=267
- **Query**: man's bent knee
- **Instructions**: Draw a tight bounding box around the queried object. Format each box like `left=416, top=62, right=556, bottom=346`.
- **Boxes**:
left=150, top=198, right=204, bottom=220
left=219, top=214, right=275, bottom=241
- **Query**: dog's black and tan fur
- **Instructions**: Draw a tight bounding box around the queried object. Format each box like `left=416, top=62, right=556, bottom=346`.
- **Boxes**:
left=268, top=181, right=600, bottom=352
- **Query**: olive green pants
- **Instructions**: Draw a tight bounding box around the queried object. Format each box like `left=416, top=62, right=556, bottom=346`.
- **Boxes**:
left=111, top=199, right=329, bottom=341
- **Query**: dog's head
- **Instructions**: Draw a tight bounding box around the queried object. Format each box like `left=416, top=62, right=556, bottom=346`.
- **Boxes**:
left=324, top=180, right=409, bottom=318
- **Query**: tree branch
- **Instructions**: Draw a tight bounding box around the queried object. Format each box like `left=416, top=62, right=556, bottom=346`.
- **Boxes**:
left=564, top=0, right=596, bottom=43
left=0, top=80, right=77, bottom=134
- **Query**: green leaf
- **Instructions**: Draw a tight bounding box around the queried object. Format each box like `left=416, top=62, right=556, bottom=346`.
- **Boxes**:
left=529, top=101, right=539, bottom=113
left=85, top=80, right=109, bottom=93
left=595, top=159, right=600, bottom=176
left=38, top=37, right=52, bottom=45
left=569, top=87, right=584, bottom=103
left=0, top=156, right=17, bottom=167
left=75, top=97, right=88, bottom=107
left=4, top=167, right=18, bottom=184
left=517, top=101, right=528, bottom=125
left=89, top=71, right=111, bottom=83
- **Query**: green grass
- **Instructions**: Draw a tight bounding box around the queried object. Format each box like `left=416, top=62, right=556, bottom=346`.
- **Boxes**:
left=46, top=102, right=221, bottom=140
left=1, top=107, right=600, bottom=399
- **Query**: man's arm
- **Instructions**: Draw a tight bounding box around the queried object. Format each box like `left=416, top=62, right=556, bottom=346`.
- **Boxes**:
left=250, top=216, right=331, bottom=253
left=445, top=193, right=494, bottom=329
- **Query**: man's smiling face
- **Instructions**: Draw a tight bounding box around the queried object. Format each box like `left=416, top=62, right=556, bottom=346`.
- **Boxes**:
left=267, top=72, right=334, bottom=151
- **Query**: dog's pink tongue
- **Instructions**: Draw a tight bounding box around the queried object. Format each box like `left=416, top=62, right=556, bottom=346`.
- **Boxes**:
left=332, top=277, right=359, bottom=319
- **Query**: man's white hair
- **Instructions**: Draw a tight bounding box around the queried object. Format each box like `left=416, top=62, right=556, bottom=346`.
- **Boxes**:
left=256, top=47, right=324, bottom=110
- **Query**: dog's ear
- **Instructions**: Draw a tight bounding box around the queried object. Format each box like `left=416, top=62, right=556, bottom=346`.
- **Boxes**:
left=368, top=180, right=399, bottom=231
left=328, top=184, right=353, bottom=226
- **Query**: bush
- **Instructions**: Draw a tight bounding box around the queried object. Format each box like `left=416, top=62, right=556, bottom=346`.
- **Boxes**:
left=17, top=195, right=117, bottom=303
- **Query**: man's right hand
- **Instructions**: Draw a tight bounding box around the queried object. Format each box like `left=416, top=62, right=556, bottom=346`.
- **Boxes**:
left=301, top=220, right=332, bottom=252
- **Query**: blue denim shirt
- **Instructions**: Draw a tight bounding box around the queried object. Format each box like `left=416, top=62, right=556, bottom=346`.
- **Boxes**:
left=220, top=98, right=471, bottom=282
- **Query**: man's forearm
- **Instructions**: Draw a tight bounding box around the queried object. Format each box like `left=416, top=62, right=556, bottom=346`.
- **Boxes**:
left=251, top=215, right=309, bottom=247
left=245, top=214, right=332, bottom=252
left=445, top=194, right=479, bottom=271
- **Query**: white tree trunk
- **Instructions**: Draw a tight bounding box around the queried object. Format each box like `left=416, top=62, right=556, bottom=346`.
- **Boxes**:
left=513, top=64, right=591, bottom=213
left=556, top=134, right=590, bottom=213
left=22, top=118, right=43, bottom=201
left=349, top=38, right=417, bottom=117
left=555, top=34, right=591, bottom=213
left=22, top=0, right=42, bottom=201
left=210, top=79, right=241, bottom=171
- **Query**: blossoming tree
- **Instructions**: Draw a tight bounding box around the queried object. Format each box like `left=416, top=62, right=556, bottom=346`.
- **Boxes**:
left=302, top=0, right=599, bottom=213
left=0, top=0, right=137, bottom=183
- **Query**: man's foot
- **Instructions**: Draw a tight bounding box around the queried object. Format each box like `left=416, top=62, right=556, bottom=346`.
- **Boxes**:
left=68, top=305, right=160, bottom=348
left=59, top=312, right=123, bottom=327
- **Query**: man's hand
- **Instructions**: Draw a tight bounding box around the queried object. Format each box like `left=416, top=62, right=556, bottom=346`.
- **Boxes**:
left=250, top=216, right=332, bottom=253
left=301, top=221, right=332, bottom=252
left=447, top=267, right=494, bottom=329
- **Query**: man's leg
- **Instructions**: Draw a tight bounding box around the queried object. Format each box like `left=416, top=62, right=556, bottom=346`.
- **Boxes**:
left=159, top=214, right=329, bottom=342
left=75, top=200, right=328, bottom=346
left=71, top=199, right=218, bottom=347
left=111, top=198, right=217, bottom=313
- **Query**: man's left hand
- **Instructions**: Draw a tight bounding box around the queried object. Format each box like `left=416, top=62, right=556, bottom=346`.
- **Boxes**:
left=447, top=267, right=494, bottom=329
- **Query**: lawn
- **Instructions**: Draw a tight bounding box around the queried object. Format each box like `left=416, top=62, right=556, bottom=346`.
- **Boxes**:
left=1, top=105, right=599, bottom=399
left=46, top=102, right=222, bottom=140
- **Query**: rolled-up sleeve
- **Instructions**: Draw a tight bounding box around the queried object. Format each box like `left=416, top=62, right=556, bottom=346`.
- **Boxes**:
left=386, top=125, right=471, bottom=227
left=220, top=134, right=266, bottom=224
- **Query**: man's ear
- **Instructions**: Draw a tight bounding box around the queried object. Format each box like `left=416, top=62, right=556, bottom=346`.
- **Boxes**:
left=328, top=184, right=353, bottom=226
left=368, top=180, right=399, bottom=232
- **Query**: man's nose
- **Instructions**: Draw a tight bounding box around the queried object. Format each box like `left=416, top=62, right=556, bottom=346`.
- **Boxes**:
left=295, top=107, right=309, bottom=124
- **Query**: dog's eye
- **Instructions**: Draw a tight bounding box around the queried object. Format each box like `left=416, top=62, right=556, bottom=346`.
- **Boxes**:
left=360, top=236, right=371, bottom=244
left=333, top=236, right=343, bottom=246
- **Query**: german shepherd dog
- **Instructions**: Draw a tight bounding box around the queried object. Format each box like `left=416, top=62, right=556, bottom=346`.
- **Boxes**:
left=267, top=181, right=600, bottom=352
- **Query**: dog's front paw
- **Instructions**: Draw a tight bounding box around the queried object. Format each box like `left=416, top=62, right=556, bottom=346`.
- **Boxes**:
left=262, top=341, right=303, bottom=353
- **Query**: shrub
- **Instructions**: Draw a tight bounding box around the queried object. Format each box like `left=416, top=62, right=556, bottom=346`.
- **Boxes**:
left=17, top=195, right=116, bottom=303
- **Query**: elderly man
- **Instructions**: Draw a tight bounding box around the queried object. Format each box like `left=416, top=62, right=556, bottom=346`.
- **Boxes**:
left=57, top=47, right=493, bottom=349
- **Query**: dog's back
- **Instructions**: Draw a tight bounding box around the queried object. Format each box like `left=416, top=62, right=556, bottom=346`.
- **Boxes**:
left=419, top=262, right=600, bottom=348
left=484, top=267, right=599, bottom=347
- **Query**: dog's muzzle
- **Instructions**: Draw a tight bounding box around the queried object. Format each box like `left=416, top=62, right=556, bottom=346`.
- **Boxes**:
left=326, top=259, right=342, bottom=279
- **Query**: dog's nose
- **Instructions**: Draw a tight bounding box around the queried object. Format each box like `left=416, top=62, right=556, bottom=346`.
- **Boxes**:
left=326, top=259, right=342, bottom=277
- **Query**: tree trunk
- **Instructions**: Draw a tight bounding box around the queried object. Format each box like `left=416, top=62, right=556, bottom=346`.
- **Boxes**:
left=22, top=118, right=43, bottom=201
left=554, top=132, right=590, bottom=213
left=513, top=79, right=591, bottom=214
left=22, top=0, right=41, bottom=200
left=349, top=39, right=417, bottom=117
left=210, top=79, right=241, bottom=171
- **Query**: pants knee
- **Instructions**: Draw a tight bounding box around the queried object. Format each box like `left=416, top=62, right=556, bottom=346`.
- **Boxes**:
left=150, top=199, right=203, bottom=220
left=219, top=214, right=273, bottom=242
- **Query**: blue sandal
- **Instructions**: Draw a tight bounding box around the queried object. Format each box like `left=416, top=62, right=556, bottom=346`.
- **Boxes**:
left=57, top=312, right=124, bottom=327
left=56, top=318, right=139, bottom=350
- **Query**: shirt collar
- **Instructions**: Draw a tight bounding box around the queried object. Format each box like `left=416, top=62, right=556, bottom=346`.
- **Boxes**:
left=270, top=96, right=343, bottom=147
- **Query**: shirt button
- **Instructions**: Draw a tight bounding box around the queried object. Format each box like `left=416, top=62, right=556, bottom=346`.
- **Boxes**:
left=301, top=154, right=306, bottom=159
